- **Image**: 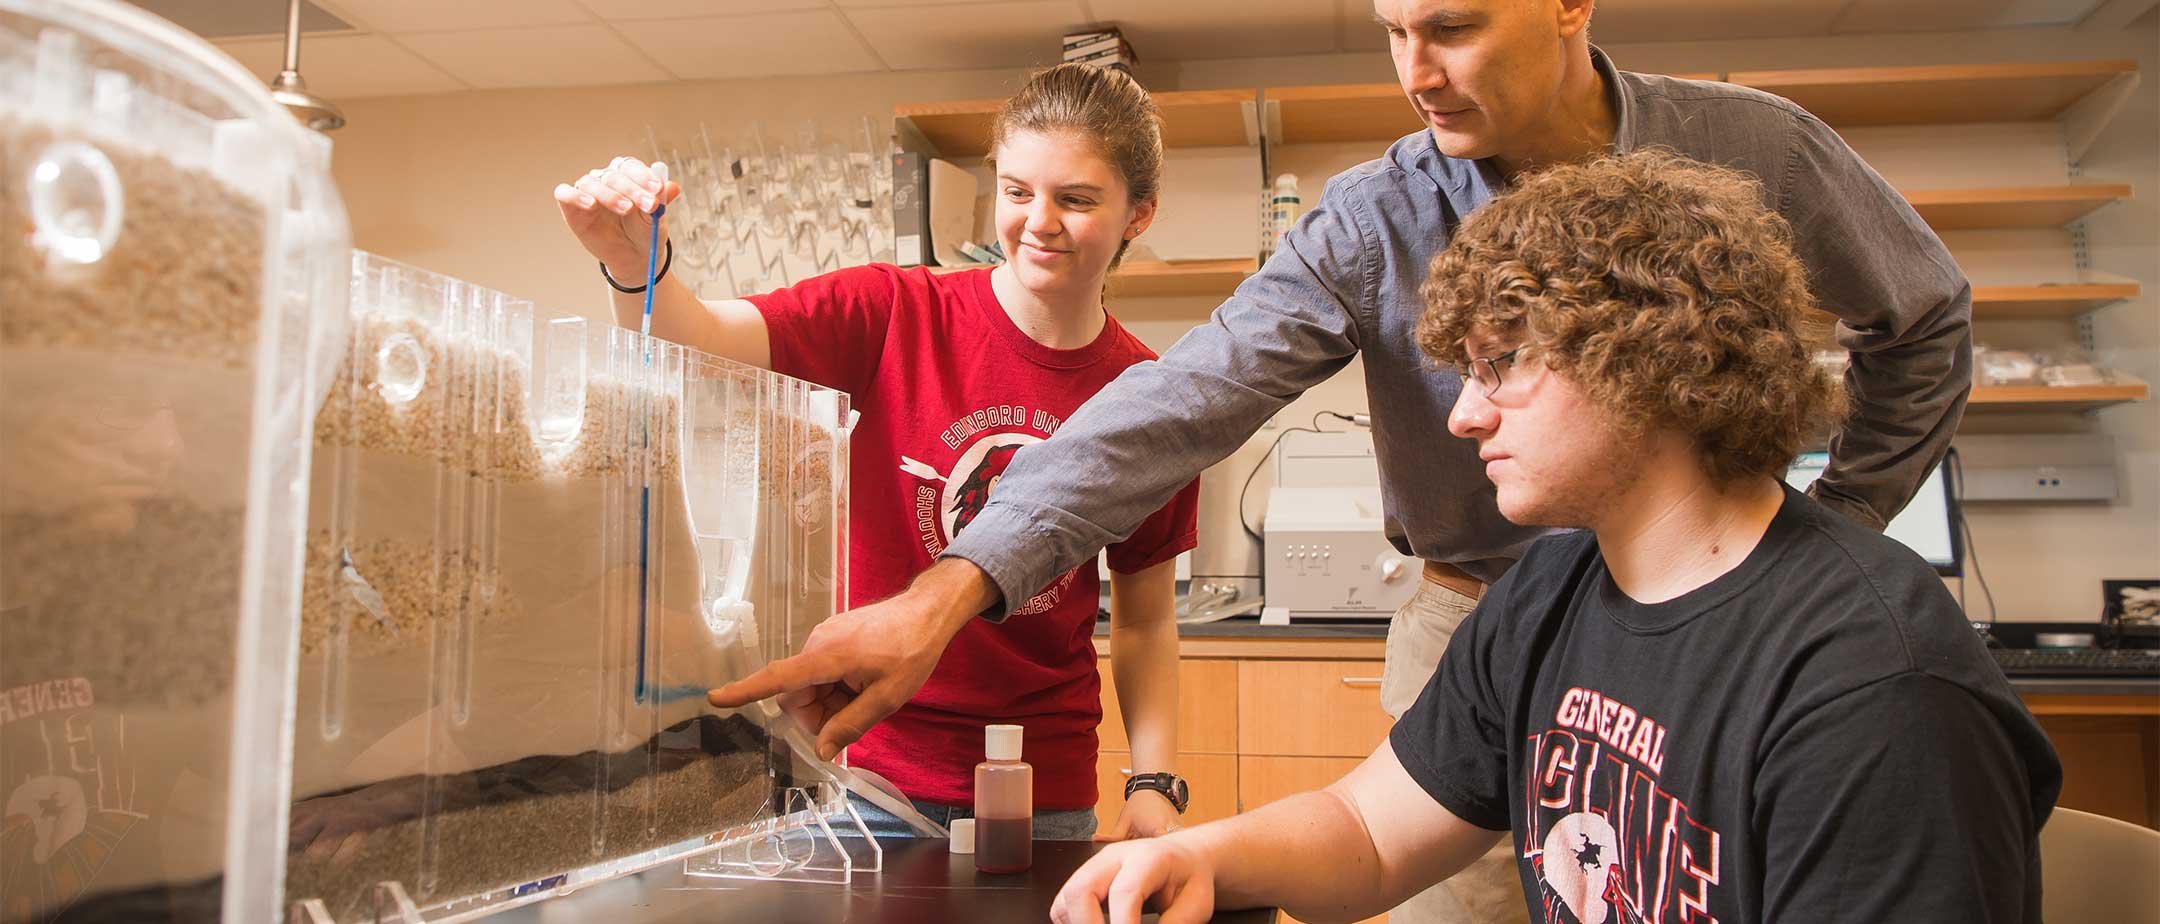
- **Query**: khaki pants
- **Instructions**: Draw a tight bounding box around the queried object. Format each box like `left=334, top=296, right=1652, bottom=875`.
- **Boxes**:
left=1380, top=578, right=1528, bottom=924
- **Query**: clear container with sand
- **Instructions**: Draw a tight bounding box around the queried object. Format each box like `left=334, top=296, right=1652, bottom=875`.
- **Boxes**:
left=0, top=1, right=350, bottom=921
left=282, top=254, right=855, bottom=921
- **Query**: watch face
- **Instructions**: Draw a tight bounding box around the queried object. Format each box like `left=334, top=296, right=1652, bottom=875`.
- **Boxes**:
left=1129, top=773, right=1189, bottom=812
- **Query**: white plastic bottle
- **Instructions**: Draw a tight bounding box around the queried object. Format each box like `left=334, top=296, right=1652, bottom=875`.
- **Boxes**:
left=973, top=724, right=1032, bottom=873
left=1271, top=173, right=1302, bottom=247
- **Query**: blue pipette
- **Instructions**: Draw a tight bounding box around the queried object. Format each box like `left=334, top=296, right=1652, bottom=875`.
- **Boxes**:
left=634, top=163, right=668, bottom=704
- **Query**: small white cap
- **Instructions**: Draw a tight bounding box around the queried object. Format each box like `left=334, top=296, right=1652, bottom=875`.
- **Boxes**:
left=985, top=724, right=1024, bottom=761
left=1274, top=173, right=1299, bottom=190
left=948, top=818, right=976, bottom=854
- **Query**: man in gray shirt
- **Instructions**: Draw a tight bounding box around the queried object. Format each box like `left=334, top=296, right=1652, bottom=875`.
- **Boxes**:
left=710, top=1, right=1968, bottom=918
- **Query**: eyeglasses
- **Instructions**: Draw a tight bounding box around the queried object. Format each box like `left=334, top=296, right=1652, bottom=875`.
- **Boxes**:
left=1463, top=347, right=1522, bottom=396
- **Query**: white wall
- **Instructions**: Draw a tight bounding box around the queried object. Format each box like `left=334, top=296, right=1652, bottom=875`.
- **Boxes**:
left=323, top=19, right=2159, bottom=619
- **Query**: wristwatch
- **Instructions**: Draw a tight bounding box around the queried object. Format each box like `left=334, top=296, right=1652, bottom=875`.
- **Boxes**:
left=1124, top=772, right=1190, bottom=814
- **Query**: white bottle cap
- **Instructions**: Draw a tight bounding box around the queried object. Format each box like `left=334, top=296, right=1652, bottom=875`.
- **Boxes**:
left=985, top=724, right=1024, bottom=761
left=1275, top=173, right=1299, bottom=190
left=948, top=817, right=976, bottom=854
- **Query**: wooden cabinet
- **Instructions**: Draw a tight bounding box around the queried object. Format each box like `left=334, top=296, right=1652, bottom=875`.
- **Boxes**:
left=1238, top=660, right=1394, bottom=758
left=1093, top=657, right=1244, bottom=833
left=1245, top=754, right=1385, bottom=924
left=1092, top=645, right=1398, bottom=837
left=1095, top=657, right=1240, bottom=754
left=1239, top=756, right=1366, bottom=812
left=1094, top=751, right=1241, bottom=831
left=2025, top=694, right=2160, bottom=829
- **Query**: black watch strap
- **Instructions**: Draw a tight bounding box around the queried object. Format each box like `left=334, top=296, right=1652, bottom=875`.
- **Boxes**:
left=1124, top=771, right=1189, bottom=814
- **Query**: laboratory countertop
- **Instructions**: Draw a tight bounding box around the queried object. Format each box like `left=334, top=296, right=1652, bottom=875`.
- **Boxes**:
left=1090, top=619, right=2160, bottom=700
left=2012, top=677, right=2160, bottom=698
left=485, top=839, right=1277, bottom=923
left=1091, top=615, right=1389, bottom=640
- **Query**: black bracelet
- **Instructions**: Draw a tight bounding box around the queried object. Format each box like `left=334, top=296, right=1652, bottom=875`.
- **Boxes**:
left=600, top=238, right=672, bottom=294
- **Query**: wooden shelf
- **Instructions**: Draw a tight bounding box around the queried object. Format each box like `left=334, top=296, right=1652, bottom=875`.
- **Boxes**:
left=1262, top=75, right=1716, bottom=145
left=1156, top=90, right=1260, bottom=149
left=1728, top=60, right=2139, bottom=127
left=893, top=97, right=1002, bottom=158
left=1973, top=283, right=2142, bottom=319
left=1265, top=83, right=1419, bottom=145
left=1969, top=383, right=2149, bottom=413
left=1904, top=184, right=2131, bottom=231
left=896, top=89, right=1254, bottom=159
left=1106, top=257, right=1254, bottom=298
left=928, top=258, right=1255, bottom=300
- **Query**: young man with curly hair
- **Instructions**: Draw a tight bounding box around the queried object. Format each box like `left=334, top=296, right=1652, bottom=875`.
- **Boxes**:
left=1050, top=152, right=2061, bottom=924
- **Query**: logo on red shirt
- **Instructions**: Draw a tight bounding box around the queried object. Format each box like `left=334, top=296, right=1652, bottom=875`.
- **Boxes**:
left=899, top=407, right=1077, bottom=616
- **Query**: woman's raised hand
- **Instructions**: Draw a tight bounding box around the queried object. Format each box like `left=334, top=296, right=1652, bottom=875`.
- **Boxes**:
left=552, top=155, right=681, bottom=275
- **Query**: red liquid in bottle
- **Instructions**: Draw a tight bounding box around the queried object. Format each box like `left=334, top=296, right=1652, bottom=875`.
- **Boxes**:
left=974, top=815, right=1033, bottom=873
left=975, top=724, right=1033, bottom=873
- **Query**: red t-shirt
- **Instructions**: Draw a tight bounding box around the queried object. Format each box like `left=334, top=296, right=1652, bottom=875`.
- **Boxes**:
left=749, top=264, right=1200, bottom=810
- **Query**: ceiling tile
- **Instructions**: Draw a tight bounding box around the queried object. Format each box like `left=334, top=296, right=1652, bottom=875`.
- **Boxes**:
left=1584, top=0, right=1850, bottom=42
left=579, top=0, right=825, bottom=21
left=212, top=33, right=464, bottom=98
left=614, top=10, right=883, bottom=79
left=1089, top=0, right=1339, bottom=58
left=844, top=0, right=1087, bottom=70
left=396, top=24, right=671, bottom=88
left=126, top=0, right=349, bottom=39
left=318, top=0, right=594, bottom=33
left=1831, top=0, right=2107, bottom=33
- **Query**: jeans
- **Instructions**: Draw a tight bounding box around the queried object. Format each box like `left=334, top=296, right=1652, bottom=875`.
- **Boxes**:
left=842, top=793, right=1099, bottom=842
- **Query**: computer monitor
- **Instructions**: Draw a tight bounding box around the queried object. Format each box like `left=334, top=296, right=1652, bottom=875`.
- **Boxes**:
left=1784, top=451, right=1961, bottom=576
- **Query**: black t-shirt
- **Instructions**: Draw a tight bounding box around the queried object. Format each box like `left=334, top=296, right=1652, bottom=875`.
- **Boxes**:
left=1392, top=485, right=2061, bottom=924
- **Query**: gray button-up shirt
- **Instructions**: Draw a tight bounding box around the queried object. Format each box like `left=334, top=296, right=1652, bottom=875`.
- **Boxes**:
left=948, top=48, right=1972, bottom=616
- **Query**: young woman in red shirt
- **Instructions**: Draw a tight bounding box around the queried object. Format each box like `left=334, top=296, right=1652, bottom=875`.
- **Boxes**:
left=554, top=63, right=1197, bottom=841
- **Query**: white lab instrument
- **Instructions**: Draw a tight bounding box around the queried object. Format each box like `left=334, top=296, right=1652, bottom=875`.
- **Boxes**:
left=1951, top=434, right=2118, bottom=502
left=1259, top=430, right=1420, bottom=625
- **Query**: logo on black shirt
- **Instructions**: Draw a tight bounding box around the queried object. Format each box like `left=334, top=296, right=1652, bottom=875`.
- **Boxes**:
left=1526, top=687, right=1718, bottom=923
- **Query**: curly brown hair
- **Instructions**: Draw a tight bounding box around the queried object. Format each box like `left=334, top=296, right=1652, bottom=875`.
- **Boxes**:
left=1416, top=150, right=1847, bottom=485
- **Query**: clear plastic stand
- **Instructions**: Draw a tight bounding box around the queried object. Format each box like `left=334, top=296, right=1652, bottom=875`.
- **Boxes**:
left=368, top=882, right=423, bottom=923
left=288, top=883, right=422, bottom=923
left=683, top=785, right=883, bottom=885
